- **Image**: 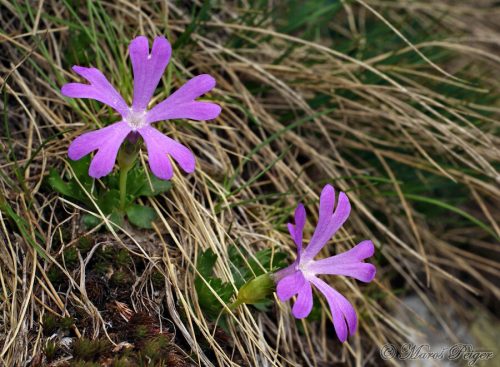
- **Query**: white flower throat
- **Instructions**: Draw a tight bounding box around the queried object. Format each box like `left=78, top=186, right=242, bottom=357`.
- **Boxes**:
left=125, top=109, right=147, bottom=130
left=298, top=261, right=315, bottom=278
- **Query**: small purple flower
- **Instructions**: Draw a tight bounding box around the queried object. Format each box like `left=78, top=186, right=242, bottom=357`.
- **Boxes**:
left=61, top=36, right=221, bottom=179
left=275, top=184, right=376, bottom=342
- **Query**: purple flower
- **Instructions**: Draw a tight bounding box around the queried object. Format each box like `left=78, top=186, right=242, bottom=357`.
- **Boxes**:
left=61, top=36, right=221, bottom=179
left=275, top=184, right=376, bottom=342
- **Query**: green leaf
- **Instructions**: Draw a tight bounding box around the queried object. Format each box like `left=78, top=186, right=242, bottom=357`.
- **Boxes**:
left=251, top=248, right=287, bottom=275
left=195, top=277, right=234, bottom=319
left=47, top=157, right=95, bottom=204
left=137, top=175, right=172, bottom=197
left=404, top=193, right=498, bottom=240
left=125, top=167, right=172, bottom=199
left=82, top=214, right=100, bottom=229
left=69, top=156, right=93, bottom=191
left=109, top=210, right=125, bottom=228
left=82, top=210, right=124, bottom=229
left=97, top=190, right=120, bottom=215
left=47, top=169, right=83, bottom=201
left=194, top=249, right=235, bottom=320
left=197, top=249, right=218, bottom=277
left=252, top=299, right=274, bottom=312
left=228, top=246, right=247, bottom=288
left=126, top=204, right=157, bottom=229
left=228, top=245, right=287, bottom=287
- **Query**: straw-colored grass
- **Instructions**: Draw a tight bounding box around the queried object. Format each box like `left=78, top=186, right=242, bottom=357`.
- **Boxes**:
left=0, top=1, right=499, bottom=366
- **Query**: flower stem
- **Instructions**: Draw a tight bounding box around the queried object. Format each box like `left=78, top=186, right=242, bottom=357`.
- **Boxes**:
left=227, top=299, right=243, bottom=311
left=119, top=165, right=130, bottom=212
left=117, top=140, right=139, bottom=212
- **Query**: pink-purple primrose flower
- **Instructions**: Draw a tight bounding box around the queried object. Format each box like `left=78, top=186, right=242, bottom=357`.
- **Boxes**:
left=61, top=36, right=221, bottom=180
left=275, top=184, right=376, bottom=342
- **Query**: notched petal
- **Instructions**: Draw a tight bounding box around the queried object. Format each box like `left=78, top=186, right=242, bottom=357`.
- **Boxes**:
left=67, top=122, right=131, bottom=179
left=139, top=126, right=195, bottom=180
left=146, top=75, right=220, bottom=124
left=291, top=281, right=313, bottom=319
left=129, top=35, right=172, bottom=110
left=276, top=271, right=306, bottom=302
left=61, top=66, right=129, bottom=117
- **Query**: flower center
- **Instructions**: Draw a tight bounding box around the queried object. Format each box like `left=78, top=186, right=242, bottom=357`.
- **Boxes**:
left=298, top=261, right=315, bottom=278
left=125, top=109, right=147, bottom=130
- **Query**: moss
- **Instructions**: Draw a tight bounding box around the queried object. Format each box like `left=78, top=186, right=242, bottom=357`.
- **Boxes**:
left=42, top=314, right=74, bottom=336
left=126, top=312, right=158, bottom=342
left=43, top=340, right=58, bottom=361
left=114, top=249, right=132, bottom=267
left=141, top=335, right=170, bottom=362
left=111, top=356, right=133, bottom=367
left=110, top=269, right=131, bottom=287
left=77, top=236, right=93, bottom=254
left=91, top=260, right=110, bottom=276
left=47, top=266, right=64, bottom=285
left=151, top=271, right=164, bottom=288
left=85, top=275, right=108, bottom=307
left=98, top=247, right=131, bottom=268
left=165, top=351, right=188, bottom=367
left=63, top=247, right=79, bottom=268
left=71, top=362, right=101, bottom=367
left=58, top=227, right=72, bottom=245
left=133, top=325, right=150, bottom=341
left=72, top=338, right=110, bottom=361
left=42, top=314, right=59, bottom=336
left=59, top=316, right=75, bottom=331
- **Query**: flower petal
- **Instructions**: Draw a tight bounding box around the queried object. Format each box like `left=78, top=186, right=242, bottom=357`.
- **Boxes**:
left=310, top=262, right=376, bottom=283
left=310, top=277, right=357, bottom=342
left=68, top=121, right=130, bottom=161
left=138, top=125, right=195, bottom=180
left=328, top=192, right=351, bottom=236
left=331, top=240, right=375, bottom=263
left=71, top=121, right=131, bottom=178
left=288, top=203, right=306, bottom=256
left=146, top=74, right=220, bottom=123
left=310, top=240, right=375, bottom=266
left=302, top=185, right=335, bottom=256
left=302, top=186, right=351, bottom=262
left=61, top=66, right=129, bottom=117
left=276, top=270, right=305, bottom=302
left=308, top=240, right=376, bottom=282
left=129, top=36, right=172, bottom=110
left=292, top=280, right=314, bottom=319
left=273, top=263, right=298, bottom=282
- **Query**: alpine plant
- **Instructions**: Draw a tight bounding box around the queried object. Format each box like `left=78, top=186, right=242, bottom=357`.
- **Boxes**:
left=275, top=184, right=376, bottom=342
left=61, top=36, right=220, bottom=179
